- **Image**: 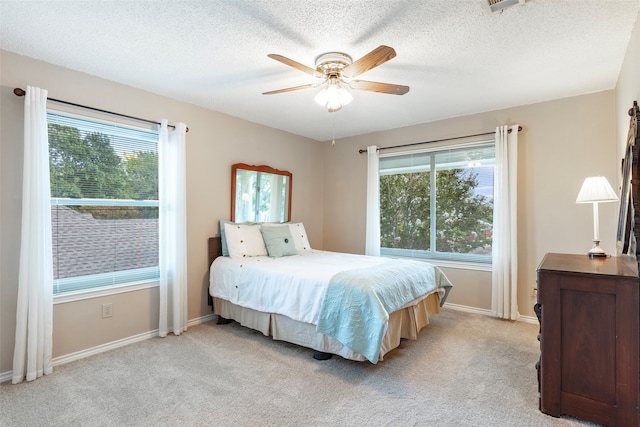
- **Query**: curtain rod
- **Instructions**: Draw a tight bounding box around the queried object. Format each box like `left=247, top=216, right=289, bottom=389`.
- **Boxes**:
left=13, top=88, right=188, bottom=133
left=357, top=125, right=522, bottom=154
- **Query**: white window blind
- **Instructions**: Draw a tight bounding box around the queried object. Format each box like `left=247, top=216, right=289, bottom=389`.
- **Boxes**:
left=48, top=111, right=159, bottom=294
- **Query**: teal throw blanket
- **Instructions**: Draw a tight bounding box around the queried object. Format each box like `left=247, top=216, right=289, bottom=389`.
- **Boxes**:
left=316, top=260, right=452, bottom=363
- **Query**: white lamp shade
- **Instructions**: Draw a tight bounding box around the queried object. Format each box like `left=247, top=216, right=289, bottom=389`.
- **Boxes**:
left=314, top=89, right=329, bottom=106
left=338, top=86, right=353, bottom=106
left=576, top=176, right=618, bottom=203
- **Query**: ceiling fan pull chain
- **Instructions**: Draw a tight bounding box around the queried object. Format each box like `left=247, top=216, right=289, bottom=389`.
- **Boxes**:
left=331, top=116, right=336, bottom=147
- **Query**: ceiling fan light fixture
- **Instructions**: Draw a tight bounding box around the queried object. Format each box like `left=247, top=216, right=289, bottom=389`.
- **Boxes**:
left=314, top=78, right=353, bottom=112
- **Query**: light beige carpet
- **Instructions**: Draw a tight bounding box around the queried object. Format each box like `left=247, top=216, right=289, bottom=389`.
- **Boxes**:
left=1, top=309, right=598, bottom=426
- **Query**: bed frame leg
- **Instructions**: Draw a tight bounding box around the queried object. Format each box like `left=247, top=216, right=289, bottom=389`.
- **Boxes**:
left=313, top=351, right=333, bottom=360
left=216, top=316, right=233, bottom=325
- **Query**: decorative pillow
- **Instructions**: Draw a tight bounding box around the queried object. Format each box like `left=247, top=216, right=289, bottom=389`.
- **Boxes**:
left=260, top=226, right=297, bottom=257
left=288, top=222, right=312, bottom=252
left=223, top=223, right=268, bottom=259
left=219, top=219, right=233, bottom=256
left=219, top=219, right=256, bottom=256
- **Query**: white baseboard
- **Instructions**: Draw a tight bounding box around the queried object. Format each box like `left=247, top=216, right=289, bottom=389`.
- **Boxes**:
left=189, top=313, right=216, bottom=326
left=55, top=313, right=216, bottom=366
left=443, top=302, right=493, bottom=316
left=1, top=313, right=217, bottom=384
left=0, top=370, right=13, bottom=383
left=443, top=302, right=539, bottom=324
left=1, top=329, right=158, bottom=384
left=517, top=315, right=539, bottom=324
left=53, top=329, right=159, bottom=366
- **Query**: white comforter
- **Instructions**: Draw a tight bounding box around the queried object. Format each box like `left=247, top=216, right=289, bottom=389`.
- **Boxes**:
left=209, top=250, right=394, bottom=325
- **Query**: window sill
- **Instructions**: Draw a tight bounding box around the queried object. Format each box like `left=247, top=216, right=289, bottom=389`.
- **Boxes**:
left=381, top=255, right=492, bottom=272
left=53, top=280, right=159, bottom=304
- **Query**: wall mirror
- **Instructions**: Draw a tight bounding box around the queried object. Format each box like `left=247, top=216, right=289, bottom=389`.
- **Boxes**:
left=616, top=101, right=639, bottom=255
left=231, top=163, right=292, bottom=223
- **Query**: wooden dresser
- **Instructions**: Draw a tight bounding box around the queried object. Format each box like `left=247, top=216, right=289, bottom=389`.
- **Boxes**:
left=536, top=253, right=639, bottom=426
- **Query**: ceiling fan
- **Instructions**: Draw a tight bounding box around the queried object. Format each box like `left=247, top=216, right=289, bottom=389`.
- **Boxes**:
left=263, top=45, right=410, bottom=112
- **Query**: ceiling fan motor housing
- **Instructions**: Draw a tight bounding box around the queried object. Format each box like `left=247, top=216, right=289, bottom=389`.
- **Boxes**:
left=315, top=52, right=353, bottom=76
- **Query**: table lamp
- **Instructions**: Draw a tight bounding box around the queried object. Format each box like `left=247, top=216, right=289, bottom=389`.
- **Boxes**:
left=576, top=176, right=618, bottom=258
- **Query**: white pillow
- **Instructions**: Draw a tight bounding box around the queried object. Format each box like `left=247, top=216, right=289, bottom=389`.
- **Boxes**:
left=223, top=223, right=267, bottom=259
left=288, top=222, right=312, bottom=252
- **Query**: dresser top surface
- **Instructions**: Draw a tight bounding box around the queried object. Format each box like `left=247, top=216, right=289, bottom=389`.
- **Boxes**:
left=538, top=253, right=638, bottom=278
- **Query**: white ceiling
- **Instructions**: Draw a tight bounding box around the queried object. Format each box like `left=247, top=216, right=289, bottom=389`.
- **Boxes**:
left=1, top=1, right=639, bottom=141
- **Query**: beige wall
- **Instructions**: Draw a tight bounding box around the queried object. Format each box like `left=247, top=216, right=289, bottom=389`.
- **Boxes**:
left=53, top=290, right=160, bottom=355
left=0, top=50, right=323, bottom=374
left=616, top=12, right=640, bottom=158
left=321, top=90, right=619, bottom=318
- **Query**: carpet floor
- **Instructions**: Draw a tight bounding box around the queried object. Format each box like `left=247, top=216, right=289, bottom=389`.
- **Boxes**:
left=1, top=309, right=599, bottom=426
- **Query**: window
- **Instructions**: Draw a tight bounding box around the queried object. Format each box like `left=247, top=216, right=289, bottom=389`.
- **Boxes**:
left=379, top=141, right=495, bottom=263
left=48, top=111, right=159, bottom=294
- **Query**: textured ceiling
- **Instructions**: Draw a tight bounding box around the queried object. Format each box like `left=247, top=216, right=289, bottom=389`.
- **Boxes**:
left=1, top=0, right=639, bottom=141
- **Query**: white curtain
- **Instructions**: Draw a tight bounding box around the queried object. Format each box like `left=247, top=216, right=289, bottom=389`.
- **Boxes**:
left=158, top=120, right=188, bottom=337
left=491, top=125, right=519, bottom=320
left=365, top=145, right=381, bottom=256
left=12, top=86, right=54, bottom=384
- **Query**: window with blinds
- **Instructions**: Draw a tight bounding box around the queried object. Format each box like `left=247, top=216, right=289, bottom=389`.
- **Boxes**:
left=48, top=111, right=159, bottom=294
left=379, top=141, right=495, bottom=263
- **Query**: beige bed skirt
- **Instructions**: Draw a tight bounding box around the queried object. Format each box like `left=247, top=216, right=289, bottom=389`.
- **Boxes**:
left=213, top=291, right=441, bottom=362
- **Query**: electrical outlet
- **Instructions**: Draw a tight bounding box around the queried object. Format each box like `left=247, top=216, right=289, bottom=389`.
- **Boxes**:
left=531, top=288, right=538, bottom=298
left=102, top=303, right=113, bottom=318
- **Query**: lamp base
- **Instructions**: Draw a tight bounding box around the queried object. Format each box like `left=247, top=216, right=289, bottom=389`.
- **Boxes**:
left=587, top=240, right=607, bottom=258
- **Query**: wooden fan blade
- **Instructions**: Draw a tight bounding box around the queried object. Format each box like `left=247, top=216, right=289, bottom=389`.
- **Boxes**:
left=349, top=80, right=410, bottom=95
left=262, top=84, right=316, bottom=95
left=267, top=54, right=323, bottom=78
left=341, top=46, right=397, bottom=78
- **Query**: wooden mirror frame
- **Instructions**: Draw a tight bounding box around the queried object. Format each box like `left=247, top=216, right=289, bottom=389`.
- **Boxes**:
left=617, top=101, right=639, bottom=256
left=230, top=163, right=292, bottom=222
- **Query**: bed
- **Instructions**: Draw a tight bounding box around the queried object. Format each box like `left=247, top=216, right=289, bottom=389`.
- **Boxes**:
left=207, top=222, right=453, bottom=363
